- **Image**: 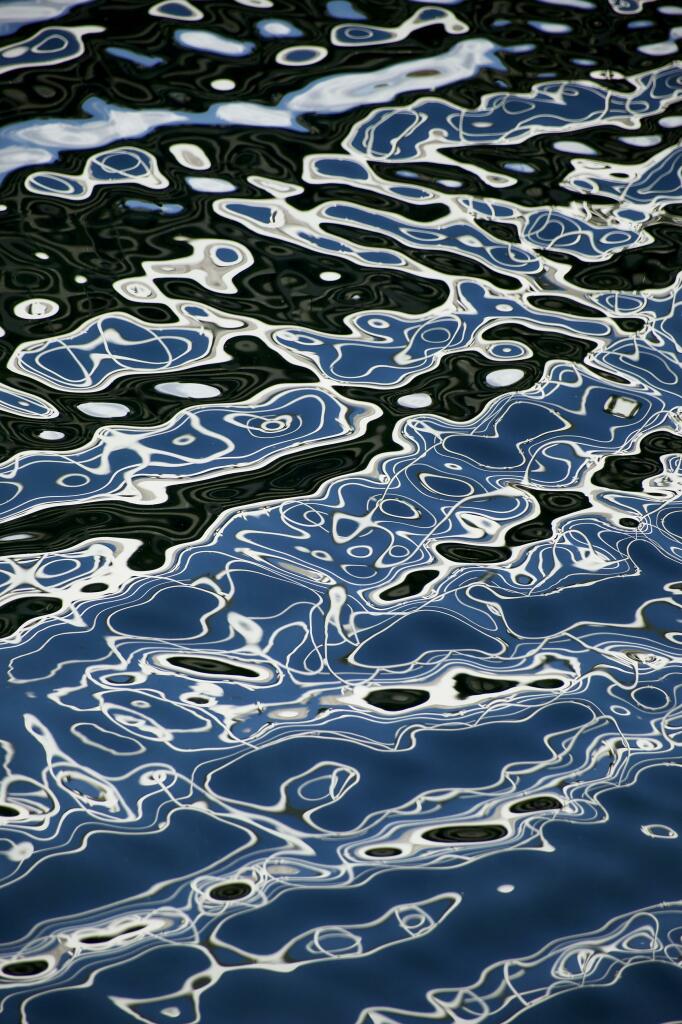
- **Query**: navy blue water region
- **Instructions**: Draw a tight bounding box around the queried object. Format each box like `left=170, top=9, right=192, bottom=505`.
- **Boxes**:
left=0, top=0, right=681, bottom=1020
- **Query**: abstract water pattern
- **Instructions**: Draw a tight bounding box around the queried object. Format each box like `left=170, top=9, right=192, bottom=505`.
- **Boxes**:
left=0, top=1, right=681, bottom=1021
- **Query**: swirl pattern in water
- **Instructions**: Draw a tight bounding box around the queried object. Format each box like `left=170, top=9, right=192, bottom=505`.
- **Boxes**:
left=0, top=0, right=682, bottom=1021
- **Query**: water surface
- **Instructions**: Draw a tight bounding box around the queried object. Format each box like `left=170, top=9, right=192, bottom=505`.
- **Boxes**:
left=0, top=1, right=681, bottom=1021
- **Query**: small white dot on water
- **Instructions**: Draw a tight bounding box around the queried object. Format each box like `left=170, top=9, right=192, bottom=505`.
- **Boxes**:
left=77, top=402, right=130, bottom=418
left=211, top=78, right=236, bottom=90
left=486, top=368, right=525, bottom=388
left=497, top=884, right=515, bottom=894
left=320, top=271, right=341, bottom=282
left=553, top=140, right=598, bottom=156
left=185, top=175, right=236, bottom=193
left=618, top=134, right=663, bottom=148
left=74, top=275, right=87, bottom=283
left=14, top=298, right=59, bottom=320
left=155, top=381, right=221, bottom=399
left=269, top=707, right=307, bottom=720
left=590, top=69, right=624, bottom=80
left=638, top=39, right=678, bottom=55
left=397, top=393, right=432, bottom=409
left=169, top=142, right=211, bottom=170
left=34, top=251, right=49, bottom=260
left=123, top=281, right=154, bottom=299
left=258, top=18, right=298, bottom=36
left=5, top=841, right=33, bottom=863
left=38, top=430, right=65, bottom=440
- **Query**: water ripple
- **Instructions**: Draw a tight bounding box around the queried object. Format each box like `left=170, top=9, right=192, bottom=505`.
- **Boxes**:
left=0, top=1, right=680, bottom=1021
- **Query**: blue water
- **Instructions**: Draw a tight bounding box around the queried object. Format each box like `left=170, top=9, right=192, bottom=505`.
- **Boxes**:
left=0, top=0, right=681, bottom=1021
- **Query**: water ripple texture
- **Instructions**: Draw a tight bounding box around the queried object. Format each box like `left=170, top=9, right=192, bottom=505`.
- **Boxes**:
left=0, top=1, right=681, bottom=1022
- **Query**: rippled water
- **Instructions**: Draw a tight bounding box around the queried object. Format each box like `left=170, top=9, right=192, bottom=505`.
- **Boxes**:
left=0, top=0, right=682, bottom=1021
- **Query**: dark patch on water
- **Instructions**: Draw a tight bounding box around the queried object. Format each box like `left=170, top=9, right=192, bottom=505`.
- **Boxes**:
left=365, top=688, right=430, bottom=711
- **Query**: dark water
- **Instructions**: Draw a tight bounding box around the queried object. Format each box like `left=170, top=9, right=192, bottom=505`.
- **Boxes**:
left=0, top=0, right=682, bottom=1021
